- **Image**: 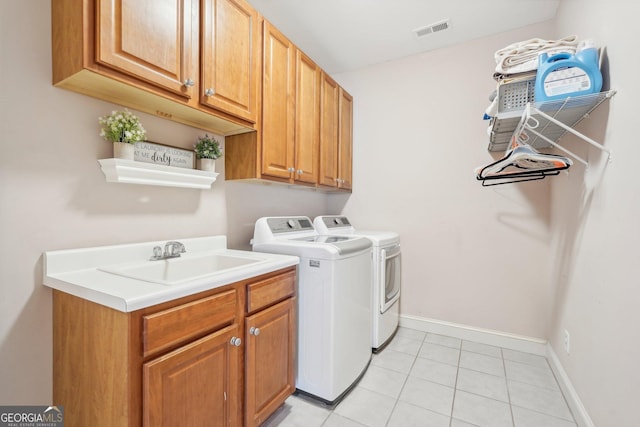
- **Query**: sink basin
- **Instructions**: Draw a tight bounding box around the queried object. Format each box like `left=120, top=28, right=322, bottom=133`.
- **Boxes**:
left=99, top=253, right=263, bottom=285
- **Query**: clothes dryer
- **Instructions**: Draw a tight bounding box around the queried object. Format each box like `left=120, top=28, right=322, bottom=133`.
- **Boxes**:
left=252, top=216, right=372, bottom=404
left=314, top=216, right=400, bottom=351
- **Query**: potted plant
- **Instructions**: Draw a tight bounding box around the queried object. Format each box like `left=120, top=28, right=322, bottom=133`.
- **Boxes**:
left=194, top=134, right=222, bottom=172
left=98, top=109, right=146, bottom=160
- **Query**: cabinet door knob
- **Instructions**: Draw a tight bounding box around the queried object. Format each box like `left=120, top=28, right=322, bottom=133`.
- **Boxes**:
left=205, top=88, right=215, bottom=97
left=184, top=78, right=195, bottom=87
left=230, top=337, right=242, bottom=346
left=288, top=167, right=295, bottom=173
left=296, top=169, right=303, bottom=175
left=249, top=327, right=261, bottom=336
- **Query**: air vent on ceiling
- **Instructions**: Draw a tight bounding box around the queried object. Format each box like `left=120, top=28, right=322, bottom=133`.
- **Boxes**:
left=414, top=19, right=451, bottom=38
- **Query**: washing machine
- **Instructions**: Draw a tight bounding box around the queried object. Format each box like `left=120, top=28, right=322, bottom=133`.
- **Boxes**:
left=314, top=216, right=400, bottom=352
left=252, top=216, right=373, bottom=405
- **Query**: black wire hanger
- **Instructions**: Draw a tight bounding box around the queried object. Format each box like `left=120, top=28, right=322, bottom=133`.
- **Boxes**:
left=476, top=130, right=573, bottom=186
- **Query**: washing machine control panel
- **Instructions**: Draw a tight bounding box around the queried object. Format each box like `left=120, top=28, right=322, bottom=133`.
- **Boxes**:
left=267, top=217, right=314, bottom=234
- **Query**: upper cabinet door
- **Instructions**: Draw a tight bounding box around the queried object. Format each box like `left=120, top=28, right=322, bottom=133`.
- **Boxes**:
left=96, top=0, right=198, bottom=99
left=318, top=72, right=339, bottom=187
left=201, top=0, right=259, bottom=123
left=261, top=21, right=295, bottom=180
left=294, top=50, right=320, bottom=185
left=338, top=88, right=353, bottom=190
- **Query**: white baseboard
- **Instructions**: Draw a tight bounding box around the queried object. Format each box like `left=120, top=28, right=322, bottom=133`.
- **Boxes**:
left=399, top=314, right=547, bottom=356
left=546, top=345, right=595, bottom=427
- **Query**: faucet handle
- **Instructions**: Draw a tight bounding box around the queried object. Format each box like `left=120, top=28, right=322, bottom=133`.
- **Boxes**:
left=150, top=246, right=163, bottom=260
left=164, top=241, right=186, bottom=256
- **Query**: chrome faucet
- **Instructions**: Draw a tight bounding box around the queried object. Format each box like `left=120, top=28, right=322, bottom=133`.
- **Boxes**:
left=150, top=241, right=186, bottom=260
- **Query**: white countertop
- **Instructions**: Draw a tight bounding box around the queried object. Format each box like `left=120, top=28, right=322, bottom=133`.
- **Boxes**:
left=43, top=236, right=299, bottom=312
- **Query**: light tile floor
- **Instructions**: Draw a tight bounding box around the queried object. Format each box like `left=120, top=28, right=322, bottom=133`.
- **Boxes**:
left=262, top=327, right=577, bottom=427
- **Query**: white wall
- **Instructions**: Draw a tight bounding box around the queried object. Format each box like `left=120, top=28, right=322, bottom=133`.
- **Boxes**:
left=331, top=22, right=557, bottom=339
left=0, top=1, right=328, bottom=404
left=548, top=1, right=640, bottom=425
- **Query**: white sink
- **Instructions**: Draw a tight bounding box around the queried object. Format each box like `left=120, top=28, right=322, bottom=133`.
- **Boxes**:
left=99, top=253, right=264, bottom=285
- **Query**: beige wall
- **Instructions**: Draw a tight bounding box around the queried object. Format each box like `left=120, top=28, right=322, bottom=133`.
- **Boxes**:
left=549, top=0, right=640, bottom=425
left=331, top=22, right=557, bottom=339
left=0, top=1, right=329, bottom=404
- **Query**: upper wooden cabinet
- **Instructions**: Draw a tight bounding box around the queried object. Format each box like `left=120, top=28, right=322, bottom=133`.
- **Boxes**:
left=52, top=0, right=257, bottom=135
left=259, top=35, right=320, bottom=186
left=318, top=72, right=340, bottom=188
left=200, top=0, right=260, bottom=123
left=260, top=21, right=296, bottom=180
left=318, top=78, right=353, bottom=191
left=294, top=51, right=321, bottom=185
left=96, top=0, right=198, bottom=99
left=338, top=88, right=354, bottom=190
left=225, top=19, right=352, bottom=191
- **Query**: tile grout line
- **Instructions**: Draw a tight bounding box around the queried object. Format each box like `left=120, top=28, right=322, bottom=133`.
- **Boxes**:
left=383, top=332, right=426, bottom=427
left=502, top=347, right=517, bottom=427
left=449, top=337, right=463, bottom=427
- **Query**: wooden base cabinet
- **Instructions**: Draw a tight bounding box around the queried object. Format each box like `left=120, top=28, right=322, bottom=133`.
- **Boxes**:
left=52, top=267, right=296, bottom=427
left=144, top=324, right=242, bottom=427
left=245, top=298, right=296, bottom=427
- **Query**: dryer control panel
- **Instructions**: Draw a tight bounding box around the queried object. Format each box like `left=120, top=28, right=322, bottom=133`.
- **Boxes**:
left=320, top=216, right=351, bottom=229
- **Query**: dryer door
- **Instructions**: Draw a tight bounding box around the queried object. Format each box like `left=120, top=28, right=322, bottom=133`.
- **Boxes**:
left=380, top=244, right=401, bottom=313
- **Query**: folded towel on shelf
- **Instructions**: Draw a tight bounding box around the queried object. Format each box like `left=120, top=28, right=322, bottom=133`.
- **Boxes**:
left=494, top=35, right=579, bottom=75
left=484, top=97, right=498, bottom=119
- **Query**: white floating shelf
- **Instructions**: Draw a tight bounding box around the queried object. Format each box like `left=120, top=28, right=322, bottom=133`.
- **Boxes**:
left=98, top=158, right=219, bottom=189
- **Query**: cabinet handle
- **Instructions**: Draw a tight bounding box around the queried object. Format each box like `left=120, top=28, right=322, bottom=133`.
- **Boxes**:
left=288, top=167, right=295, bottom=173
left=184, top=78, right=195, bottom=87
left=249, top=327, right=261, bottom=336
left=296, top=169, right=303, bottom=175
left=230, top=337, right=241, bottom=346
left=205, top=88, right=215, bottom=97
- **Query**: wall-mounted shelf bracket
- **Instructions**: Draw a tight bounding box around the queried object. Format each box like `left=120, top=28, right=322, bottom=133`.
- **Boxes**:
left=515, top=93, right=614, bottom=168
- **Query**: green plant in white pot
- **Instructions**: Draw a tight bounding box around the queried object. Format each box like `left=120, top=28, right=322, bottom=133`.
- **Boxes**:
left=194, top=134, right=222, bottom=172
left=98, top=109, right=146, bottom=160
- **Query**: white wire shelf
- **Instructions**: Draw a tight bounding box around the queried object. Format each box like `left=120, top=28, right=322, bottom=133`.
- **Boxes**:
left=487, top=90, right=616, bottom=152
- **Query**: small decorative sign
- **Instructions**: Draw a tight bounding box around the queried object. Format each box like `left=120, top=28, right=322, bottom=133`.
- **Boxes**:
left=134, top=141, right=195, bottom=169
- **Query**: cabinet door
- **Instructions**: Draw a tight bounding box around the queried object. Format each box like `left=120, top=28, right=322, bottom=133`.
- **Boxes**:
left=294, top=51, right=320, bottom=184
left=143, top=324, right=242, bottom=427
left=96, top=0, right=198, bottom=99
left=318, top=73, right=340, bottom=187
left=338, top=88, right=353, bottom=190
left=201, top=0, right=259, bottom=123
left=245, top=298, right=296, bottom=427
left=261, top=21, right=296, bottom=180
